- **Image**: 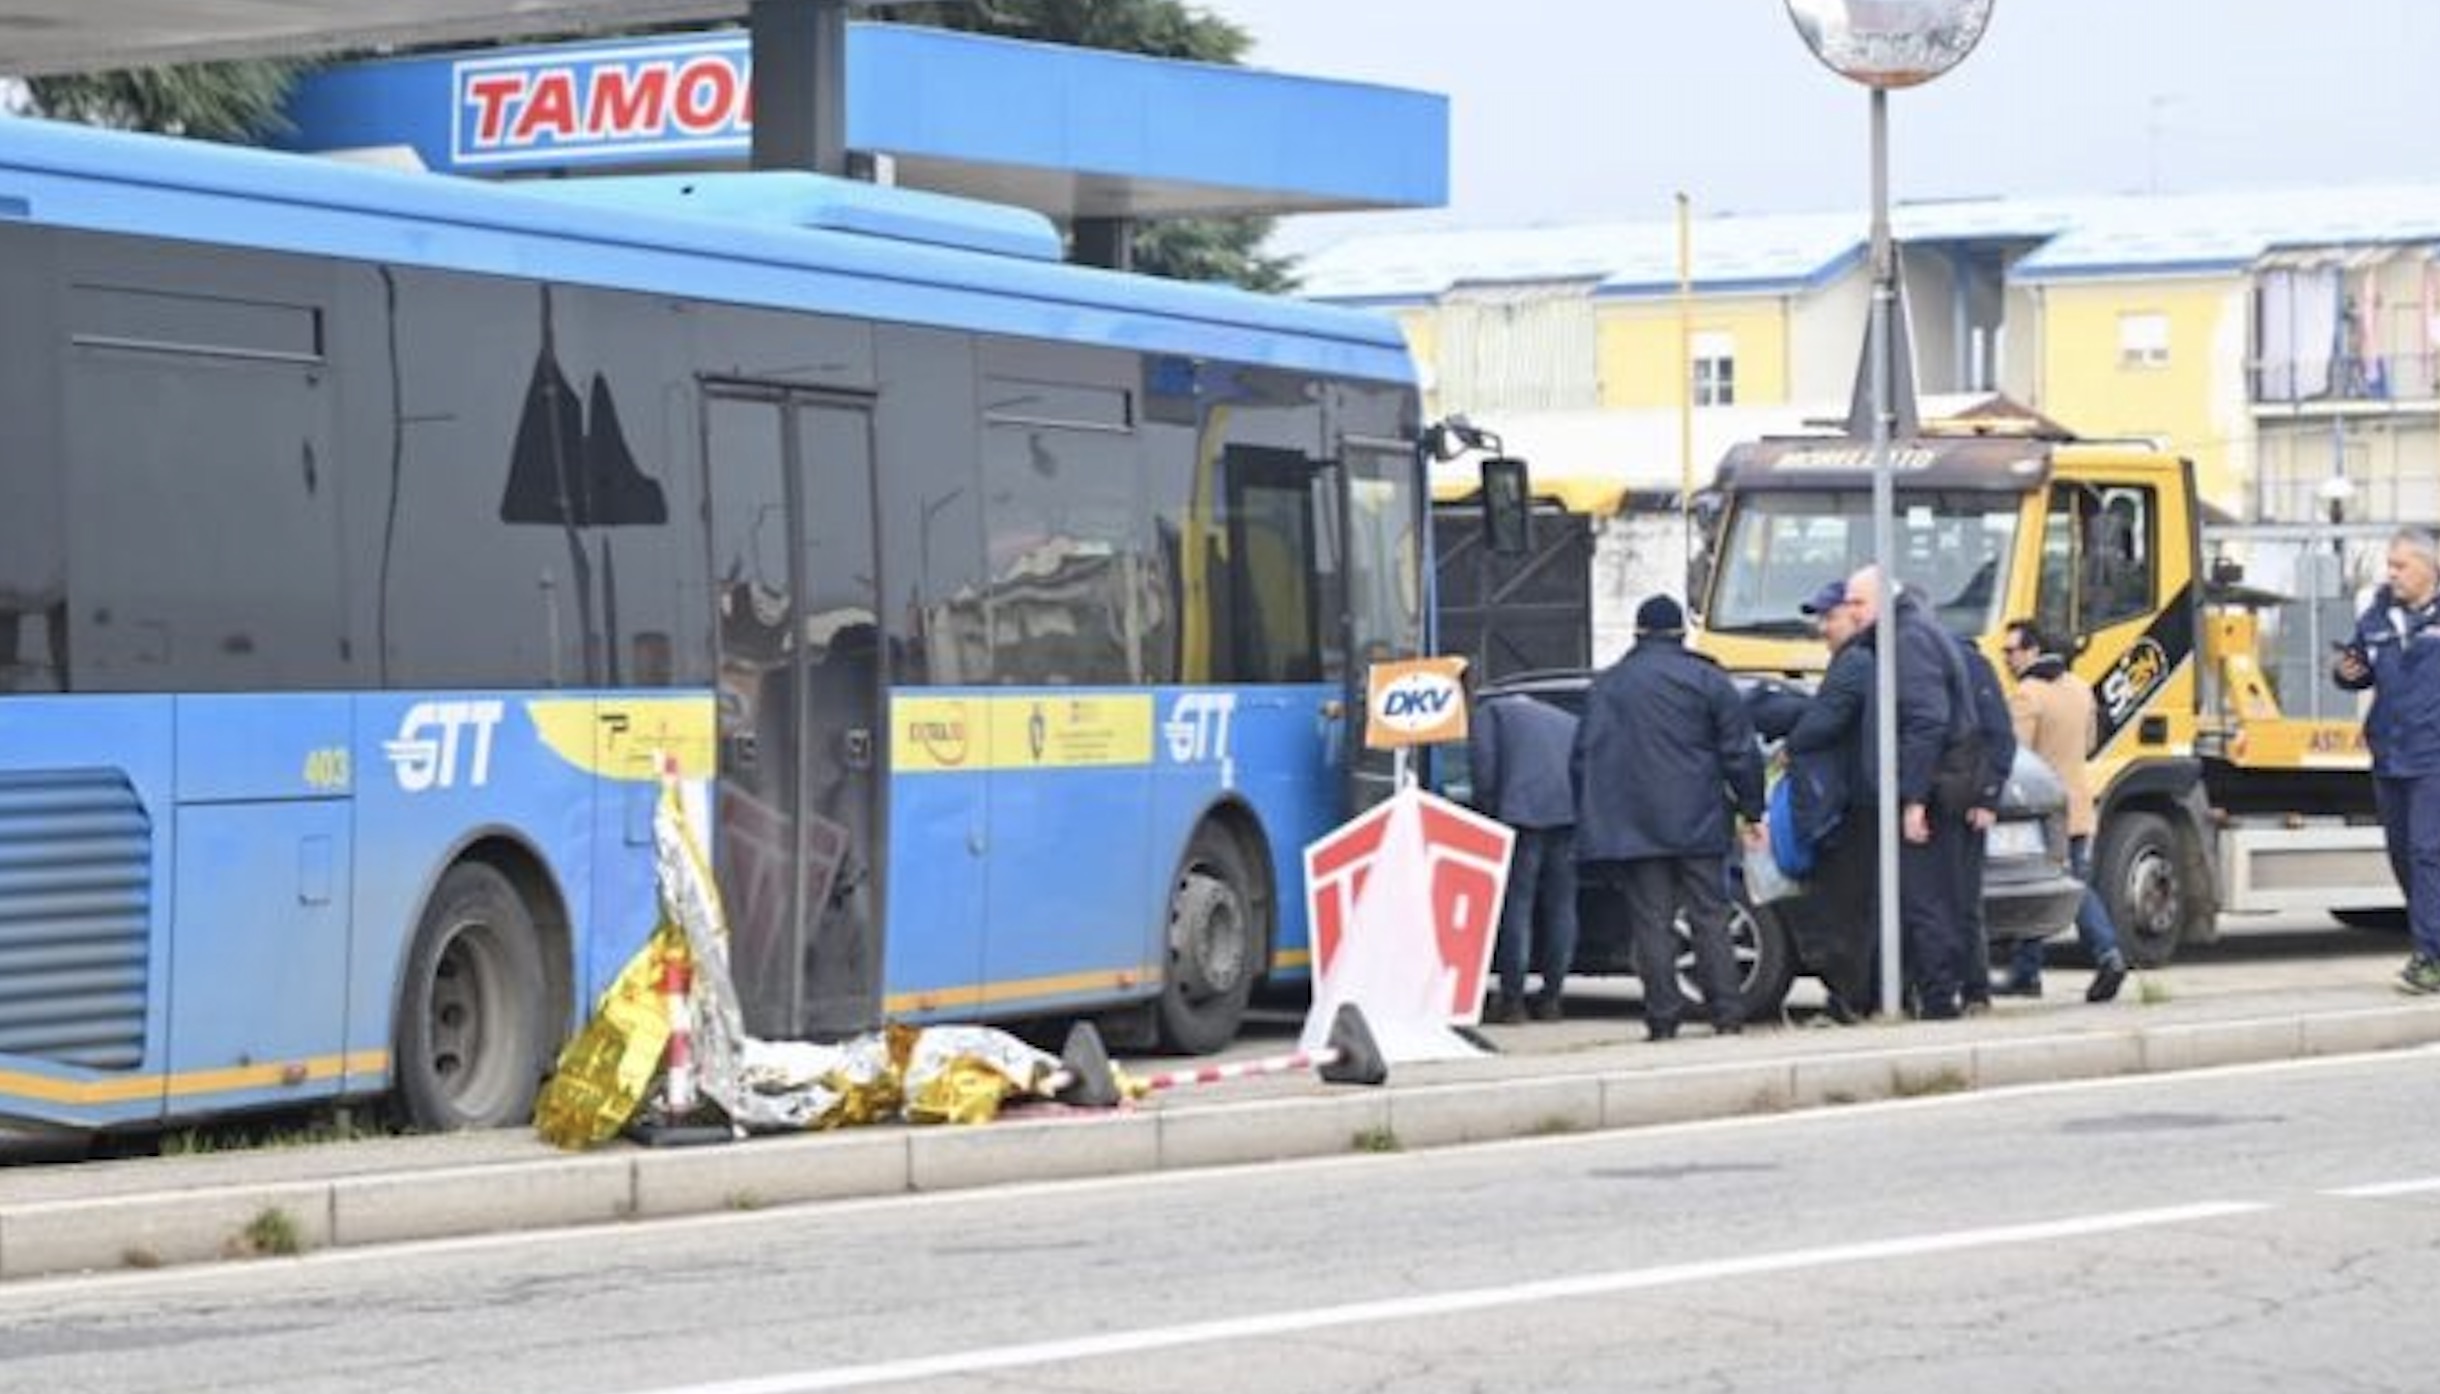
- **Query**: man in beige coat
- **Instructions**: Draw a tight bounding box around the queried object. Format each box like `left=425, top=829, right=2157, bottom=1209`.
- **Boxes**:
left=1996, top=619, right=2129, bottom=1001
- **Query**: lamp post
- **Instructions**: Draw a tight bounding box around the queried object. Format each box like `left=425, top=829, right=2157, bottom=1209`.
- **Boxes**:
left=1785, top=0, right=1993, bottom=1018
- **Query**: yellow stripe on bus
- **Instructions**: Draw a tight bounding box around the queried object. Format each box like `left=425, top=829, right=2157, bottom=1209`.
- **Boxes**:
left=893, top=694, right=1154, bottom=773
left=527, top=697, right=718, bottom=781
left=885, top=965, right=1160, bottom=1015
left=0, top=1050, right=388, bottom=1107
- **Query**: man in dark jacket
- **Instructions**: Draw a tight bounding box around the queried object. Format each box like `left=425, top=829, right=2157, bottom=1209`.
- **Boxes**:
left=2334, top=526, right=2440, bottom=994
left=1575, top=595, right=1766, bottom=1039
left=1785, top=566, right=1962, bottom=1018
left=1468, top=690, right=1582, bottom=1022
left=1945, top=632, right=2017, bottom=1013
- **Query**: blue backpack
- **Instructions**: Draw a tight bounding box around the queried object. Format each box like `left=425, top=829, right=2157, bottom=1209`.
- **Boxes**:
left=1766, top=776, right=1820, bottom=879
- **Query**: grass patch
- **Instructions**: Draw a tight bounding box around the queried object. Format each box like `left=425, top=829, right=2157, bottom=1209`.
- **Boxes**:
left=1529, top=1115, right=1582, bottom=1137
left=230, top=1206, right=304, bottom=1258
left=725, top=1190, right=766, bottom=1212
left=2136, top=975, right=2172, bottom=1006
left=1350, top=1126, right=1402, bottom=1153
left=161, top=1109, right=386, bottom=1157
left=1891, top=1066, right=1970, bottom=1098
left=120, top=1247, right=162, bottom=1270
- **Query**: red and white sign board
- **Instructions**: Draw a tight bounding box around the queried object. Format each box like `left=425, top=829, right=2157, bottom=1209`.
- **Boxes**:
left=1300, top=786, right=1514, bottom=1059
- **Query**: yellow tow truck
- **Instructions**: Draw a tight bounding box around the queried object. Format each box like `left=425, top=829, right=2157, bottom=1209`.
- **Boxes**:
left=1692, top=414, right=2398, bottom=965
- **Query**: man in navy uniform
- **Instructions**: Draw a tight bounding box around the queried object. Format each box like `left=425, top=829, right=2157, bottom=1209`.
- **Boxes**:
left=1469, top=685, right=1582, bottom=1022
left=1574, top=595, right=1766, bottom=1040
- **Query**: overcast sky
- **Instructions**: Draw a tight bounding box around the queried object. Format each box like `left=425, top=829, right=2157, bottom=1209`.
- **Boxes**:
left=1211, top=0, right=2440, bottom=254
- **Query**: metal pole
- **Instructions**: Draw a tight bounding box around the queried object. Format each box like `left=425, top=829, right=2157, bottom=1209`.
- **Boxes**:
left=1678, top=191, right=1695, bottom=566
left=750, top=0, right=849, bottom=175
left=1868, top=86, right=1903, bottom=1017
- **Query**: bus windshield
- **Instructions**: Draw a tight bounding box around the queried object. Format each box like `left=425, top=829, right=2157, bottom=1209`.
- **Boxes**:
left=1707, top=489, right=2022, bottom=638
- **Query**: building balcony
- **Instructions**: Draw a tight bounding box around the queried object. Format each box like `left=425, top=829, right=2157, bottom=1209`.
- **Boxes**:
left=2250, top=353, right=2440, bottom=416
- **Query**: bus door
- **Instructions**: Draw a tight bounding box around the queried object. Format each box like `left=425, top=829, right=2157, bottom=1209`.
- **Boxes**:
left=702, top=385, right=883, bottom=1041
left=1332, top=435, right=1429, bottom=813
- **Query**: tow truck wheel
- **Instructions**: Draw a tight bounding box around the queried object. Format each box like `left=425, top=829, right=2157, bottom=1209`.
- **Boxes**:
left=2098, top=811, right=2188, bottom=969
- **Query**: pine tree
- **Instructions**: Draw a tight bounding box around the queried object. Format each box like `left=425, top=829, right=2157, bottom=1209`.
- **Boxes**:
left=26, top=59, right=307, bottom=141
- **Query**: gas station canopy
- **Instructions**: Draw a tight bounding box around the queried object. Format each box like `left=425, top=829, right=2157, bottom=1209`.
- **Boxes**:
left=2, top=5, right=1448, bottom=225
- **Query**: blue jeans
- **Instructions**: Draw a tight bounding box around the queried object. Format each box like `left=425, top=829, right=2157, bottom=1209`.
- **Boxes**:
left=1495, top=826, right=1580, bottom=1001
left=2012, top=835, right=2123, bottom=981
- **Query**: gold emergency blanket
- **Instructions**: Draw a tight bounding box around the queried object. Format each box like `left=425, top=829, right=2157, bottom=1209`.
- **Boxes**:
left=533, top=923, right=687, bottom=1149
left=534, top=770, right=1071, bottom=1145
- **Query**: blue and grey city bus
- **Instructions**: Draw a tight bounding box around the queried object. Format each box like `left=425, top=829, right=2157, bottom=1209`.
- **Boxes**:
left=0, top=116, right=1425, bottom=1134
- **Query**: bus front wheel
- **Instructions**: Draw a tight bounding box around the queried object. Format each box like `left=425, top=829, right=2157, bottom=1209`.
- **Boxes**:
left=396, top=862, right=546, bottom=1131
left=1156, top=824, right=1263, bottom=1055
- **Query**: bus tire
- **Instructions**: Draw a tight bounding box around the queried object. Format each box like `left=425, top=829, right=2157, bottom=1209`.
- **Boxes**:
left=1155, top=823, right=1263, bottom=1056
left=2098, top=811, right=2190, bottom=969
left=395, top=862, right=547, bottom=1131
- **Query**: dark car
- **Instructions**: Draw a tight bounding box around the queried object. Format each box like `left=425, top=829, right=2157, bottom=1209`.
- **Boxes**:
left=1442, top=669, right=2085, bottom=1018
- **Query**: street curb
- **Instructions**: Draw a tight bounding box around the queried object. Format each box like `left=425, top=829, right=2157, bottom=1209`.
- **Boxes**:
left=6, top=1006, right=2439, bottom=1283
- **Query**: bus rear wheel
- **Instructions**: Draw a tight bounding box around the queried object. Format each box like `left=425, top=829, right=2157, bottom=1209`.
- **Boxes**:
left=1156, top=824, right=1263, bottom=1055
left=396, top=863, right=546, bottom=1131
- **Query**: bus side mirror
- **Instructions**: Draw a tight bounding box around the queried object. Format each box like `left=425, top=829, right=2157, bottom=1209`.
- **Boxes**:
left=1481, top=456, right=1532, bottom=557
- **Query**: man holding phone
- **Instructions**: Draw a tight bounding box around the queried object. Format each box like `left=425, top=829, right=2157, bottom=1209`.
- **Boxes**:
left=2334, top=527, right=2440, bottom=993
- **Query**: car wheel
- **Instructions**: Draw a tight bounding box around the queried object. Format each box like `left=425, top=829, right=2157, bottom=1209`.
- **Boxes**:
left=1673, top=895, right=1795, bottom=1020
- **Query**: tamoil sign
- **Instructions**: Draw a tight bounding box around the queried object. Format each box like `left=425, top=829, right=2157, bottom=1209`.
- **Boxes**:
left=1364, top=657, right=1469, bottom=749
left=453, top=37, right=753, bottom=169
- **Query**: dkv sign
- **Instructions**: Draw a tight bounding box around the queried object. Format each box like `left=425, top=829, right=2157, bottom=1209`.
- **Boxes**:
left=1364, top=656, right=1469, bottom=749
left=1300, top=786, right=1513, bottom=1056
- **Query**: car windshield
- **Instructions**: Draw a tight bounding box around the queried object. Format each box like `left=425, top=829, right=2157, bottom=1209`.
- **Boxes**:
left=1705, top=489, right=2021, bottom=638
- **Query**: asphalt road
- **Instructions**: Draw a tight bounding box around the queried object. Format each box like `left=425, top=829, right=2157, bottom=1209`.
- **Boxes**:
left=5, top=1040, right=2438, bottom=1393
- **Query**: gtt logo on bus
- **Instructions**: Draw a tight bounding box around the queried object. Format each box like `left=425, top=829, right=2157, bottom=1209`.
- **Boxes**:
left=386, top=701, right=504, bottom=792
left=454, top=38, right=754, bottom=169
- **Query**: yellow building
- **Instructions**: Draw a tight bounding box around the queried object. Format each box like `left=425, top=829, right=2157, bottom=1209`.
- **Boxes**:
left=1301, top=186, right=2440, bottom=529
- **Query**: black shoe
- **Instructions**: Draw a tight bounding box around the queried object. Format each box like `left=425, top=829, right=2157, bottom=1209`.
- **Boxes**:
left=1916, top=996, right=1961, bottom=1021
left=2086, top=954, right=2128, bottom=1003
left=1992, top=976, right=2044, bottom=999
left=1484, top=994, right=1525, bottom=1025
left=1646, top=1021, right=1679, bottom=1042
left=1527, top=993, right=1564, bottom=1022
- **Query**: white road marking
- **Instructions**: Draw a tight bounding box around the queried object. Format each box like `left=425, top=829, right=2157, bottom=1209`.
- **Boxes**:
left=635, top=1201, right=2267, bottom=1394
left=2326, top=1177, right=2440, bottom=1198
